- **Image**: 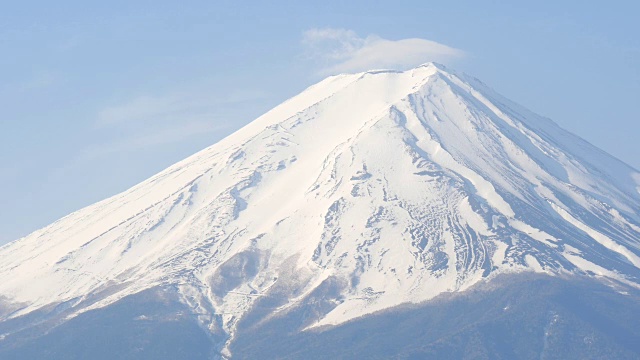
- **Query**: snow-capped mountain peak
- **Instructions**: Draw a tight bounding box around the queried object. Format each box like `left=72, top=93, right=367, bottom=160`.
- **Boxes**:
left=1, top=63, right=639, bottom=345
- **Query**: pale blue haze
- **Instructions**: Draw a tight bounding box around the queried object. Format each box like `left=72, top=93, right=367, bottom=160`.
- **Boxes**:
left=1, top=0, right=639, bottom=244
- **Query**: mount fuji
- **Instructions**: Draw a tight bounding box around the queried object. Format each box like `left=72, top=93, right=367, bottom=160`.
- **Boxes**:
left=1, top=63, right=640, bottom=359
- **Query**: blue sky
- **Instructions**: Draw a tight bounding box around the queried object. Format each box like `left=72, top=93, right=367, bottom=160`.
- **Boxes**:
left=1, top=1, right=639, bottom=244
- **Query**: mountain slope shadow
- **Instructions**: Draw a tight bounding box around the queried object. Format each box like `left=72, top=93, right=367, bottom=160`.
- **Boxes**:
left=0, top=288, right=218, bottom=360
left=230, top=274, right=640, bottom=360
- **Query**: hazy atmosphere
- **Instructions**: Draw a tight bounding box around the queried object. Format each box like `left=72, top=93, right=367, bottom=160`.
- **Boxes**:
left=2, top=3, right=640, bottom=359
left=1, top=0, right=639, bottom=244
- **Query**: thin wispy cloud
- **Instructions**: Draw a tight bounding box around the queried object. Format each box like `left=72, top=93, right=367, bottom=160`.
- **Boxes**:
left=96, top=94, right=203, bottom=127
left=302, top=28, right=465, bottom=75
left=85, top=89, right=268, bottom=159
left=96, top=90, right=266, bottom=127
left=80, top=121, right=227, bottom=159
left=17, top=71, right=59, bottom=92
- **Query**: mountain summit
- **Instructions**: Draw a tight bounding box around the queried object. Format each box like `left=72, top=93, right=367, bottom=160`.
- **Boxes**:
left=1, top=63, right=640, bottom=358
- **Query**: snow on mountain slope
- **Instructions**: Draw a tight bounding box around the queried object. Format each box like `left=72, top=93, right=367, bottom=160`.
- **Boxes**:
left=1, top=63, right=640, bottom=345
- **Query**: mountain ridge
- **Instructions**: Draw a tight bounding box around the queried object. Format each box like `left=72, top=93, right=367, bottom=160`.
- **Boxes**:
left=1, top=63, right=639, bottom=356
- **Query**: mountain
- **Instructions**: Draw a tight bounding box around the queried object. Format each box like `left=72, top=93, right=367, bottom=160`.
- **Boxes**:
left=1, top=63, right=640, bottom=359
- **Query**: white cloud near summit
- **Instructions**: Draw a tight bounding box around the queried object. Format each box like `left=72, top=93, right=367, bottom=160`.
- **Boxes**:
left=302, top=28, right=464, bottom=75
